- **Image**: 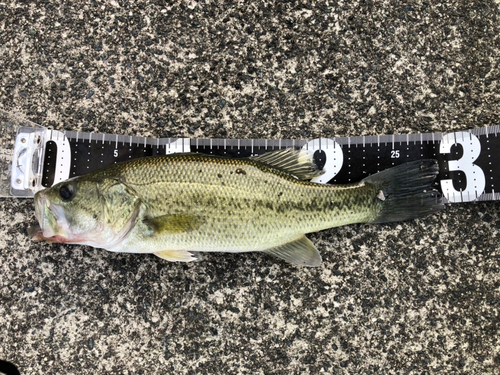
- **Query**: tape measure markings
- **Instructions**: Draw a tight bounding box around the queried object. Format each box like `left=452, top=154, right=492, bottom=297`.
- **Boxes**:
left=7, top=125, right=500, bottom=202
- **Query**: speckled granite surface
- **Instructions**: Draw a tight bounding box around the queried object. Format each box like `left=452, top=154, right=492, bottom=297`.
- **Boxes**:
left=1, top=1, right=499, bottom=374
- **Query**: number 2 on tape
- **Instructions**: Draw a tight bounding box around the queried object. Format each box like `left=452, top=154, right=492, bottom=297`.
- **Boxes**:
left=302, top=140, right=344, bottom=184
left=440, top=131, right=485, bottom=202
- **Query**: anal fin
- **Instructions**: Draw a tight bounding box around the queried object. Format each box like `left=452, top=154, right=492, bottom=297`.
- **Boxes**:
left=154, top=250, right=202, bottom=262
left=263, top=236, right=322, bottom=267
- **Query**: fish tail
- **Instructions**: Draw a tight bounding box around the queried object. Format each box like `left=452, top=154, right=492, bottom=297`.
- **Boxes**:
left=364, top=160, right=444, bottom=223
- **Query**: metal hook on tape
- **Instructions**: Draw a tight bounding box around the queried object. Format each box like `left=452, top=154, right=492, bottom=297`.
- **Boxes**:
left=10, top=127, right=70, bottom=196
left=11, top=127, right=46, bottom=196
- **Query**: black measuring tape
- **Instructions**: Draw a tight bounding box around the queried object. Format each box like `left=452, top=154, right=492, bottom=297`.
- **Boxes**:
left=9, top=125, right=500, bottom=203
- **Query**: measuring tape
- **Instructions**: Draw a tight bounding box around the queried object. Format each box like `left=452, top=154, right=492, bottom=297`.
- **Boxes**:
left=1, top=113, right=498, bottom=203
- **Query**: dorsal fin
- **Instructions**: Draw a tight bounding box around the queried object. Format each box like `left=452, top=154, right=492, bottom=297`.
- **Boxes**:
left=251, top=148, right=324, bottom=180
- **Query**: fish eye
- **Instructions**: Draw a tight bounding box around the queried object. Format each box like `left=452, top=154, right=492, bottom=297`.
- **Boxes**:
left=59, top=184, right=75, bottom=201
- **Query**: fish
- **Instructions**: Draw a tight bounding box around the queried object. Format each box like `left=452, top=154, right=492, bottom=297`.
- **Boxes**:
left=29, top=149, right=443, bottom=266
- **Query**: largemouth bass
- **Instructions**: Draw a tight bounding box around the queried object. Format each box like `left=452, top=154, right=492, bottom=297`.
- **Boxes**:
left=30, top=149, right=443, bottom=266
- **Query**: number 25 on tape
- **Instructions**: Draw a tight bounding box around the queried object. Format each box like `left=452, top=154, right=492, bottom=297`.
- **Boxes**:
left=440, top=132, right=485, bottom=203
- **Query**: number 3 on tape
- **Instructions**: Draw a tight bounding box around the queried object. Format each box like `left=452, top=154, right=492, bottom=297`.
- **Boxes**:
left=440, top=132, right=485, bottom=203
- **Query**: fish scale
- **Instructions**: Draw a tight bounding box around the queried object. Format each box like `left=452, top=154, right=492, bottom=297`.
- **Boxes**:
left=89, top=154, right=380, bottom=253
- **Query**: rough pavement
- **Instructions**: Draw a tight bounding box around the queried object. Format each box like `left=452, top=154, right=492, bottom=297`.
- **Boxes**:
left=1, top=1, right=499, bottom=374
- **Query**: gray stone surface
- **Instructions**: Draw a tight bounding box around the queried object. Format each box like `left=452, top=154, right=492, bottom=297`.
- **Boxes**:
left=1, top=1, right=499, bottom=374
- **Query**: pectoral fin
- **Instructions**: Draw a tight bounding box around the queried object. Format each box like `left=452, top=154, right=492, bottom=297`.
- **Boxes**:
left=263, top=236, right=322, bottom=267
left=154, top=250, right=202, bottom=262
left=144, top=214, right=204, bottom=236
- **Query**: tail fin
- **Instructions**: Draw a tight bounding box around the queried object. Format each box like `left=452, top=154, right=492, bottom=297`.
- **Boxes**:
left=363, top=160, right=444, bottom=223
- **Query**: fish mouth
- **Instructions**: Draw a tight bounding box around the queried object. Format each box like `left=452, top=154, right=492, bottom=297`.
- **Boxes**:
left=31, top=192, right=70, bottom=243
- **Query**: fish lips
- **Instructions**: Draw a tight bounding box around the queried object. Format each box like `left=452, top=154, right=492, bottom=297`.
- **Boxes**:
left=32, top=192, right=70, bottom=241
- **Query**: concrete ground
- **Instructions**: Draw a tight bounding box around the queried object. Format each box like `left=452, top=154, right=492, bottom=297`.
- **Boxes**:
left=1, top=1, right=499, bottom=374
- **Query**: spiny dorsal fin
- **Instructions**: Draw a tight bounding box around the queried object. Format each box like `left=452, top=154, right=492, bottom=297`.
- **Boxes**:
left=263, top=235, right=322, bottom=267
left=144, top=214, right=204, bottom=235
left=154, top=250, right=202, bottom=262
left=251, top=148, right=324, bottom=181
